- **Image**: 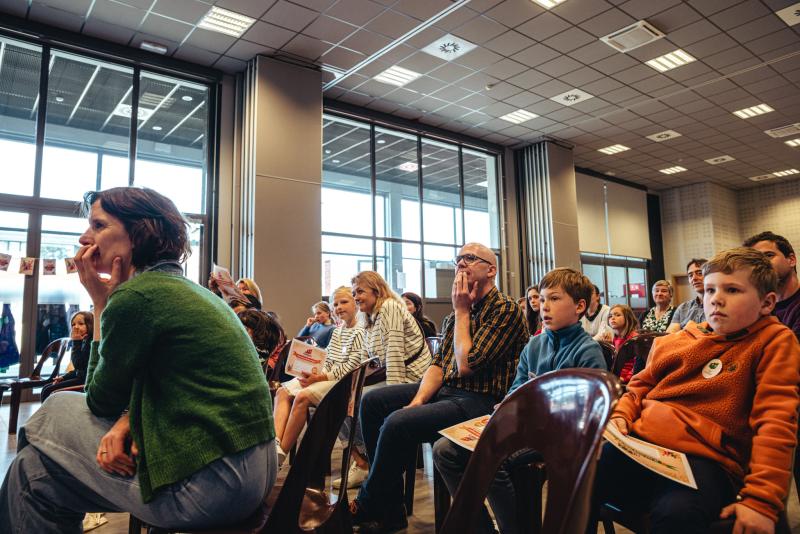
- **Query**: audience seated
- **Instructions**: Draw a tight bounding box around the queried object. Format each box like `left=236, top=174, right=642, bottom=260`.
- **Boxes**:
left=524, top=284, right=541, bottom=336
left=237, top=309, right=285, bottom=371
left=236, top=277, right=263, bottom=308
left=581, top=284, right=610, bottom=339
left=744, top=231, right=800, bottom=340
left=604, top=304, right=638, bottom=383
left=666, top=258, right=707, bottom=333
left=402, top=292, right=437, bottom=338
left=40, top=311, right=93, bottom=401
left=639, top=280, right=675, bottom=333
left=0, top=187, right=277, bottom=532
left=297, top=301, right=336, bottom=348
left=273, top=286, right=365, bottom=467
left=591, top=247, right=800, bottom=533
left=348, top=243, right=528, bottom=533
left=433, top=267, right=606, bottom=534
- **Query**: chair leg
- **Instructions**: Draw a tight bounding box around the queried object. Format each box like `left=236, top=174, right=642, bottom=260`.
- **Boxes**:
left=128, top=515, right=142, bottom=534
left=601, top=519, right=616, bottom=534
left=8, top=385, right=21, bottom=435
left=433, top=465, right=450, bottom=533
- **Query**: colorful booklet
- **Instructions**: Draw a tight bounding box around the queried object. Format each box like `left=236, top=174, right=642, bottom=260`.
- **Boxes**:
left=603, top=423, right=697, bottom=489
left=210, top=263, right=245, bottom=303
left=285, top=338, right=327, bottom=378
left=438, top=414, right=492, bottom=452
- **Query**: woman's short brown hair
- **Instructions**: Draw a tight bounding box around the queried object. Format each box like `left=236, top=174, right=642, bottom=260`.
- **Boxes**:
left=81, top=187, right=190, bottom=269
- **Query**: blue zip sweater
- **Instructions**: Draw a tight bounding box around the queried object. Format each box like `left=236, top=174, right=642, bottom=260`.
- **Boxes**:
left=508, top=321, right=607, bottom=395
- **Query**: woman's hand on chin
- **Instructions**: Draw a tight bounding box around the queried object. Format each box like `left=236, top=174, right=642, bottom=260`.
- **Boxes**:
left=74, top=245, right=130, bottom=309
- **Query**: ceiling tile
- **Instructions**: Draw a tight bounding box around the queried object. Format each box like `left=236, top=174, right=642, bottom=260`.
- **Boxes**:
left=152, top=0, right=210, bottom=25
left=590, top=52, right=639, bottom=75
left=515, top=12, right=572, bottom=41
left=484, top=0, right=540, bottom=28
left=709, top=0, right=772, bottom=31
left=185, top=27, right=238, bottom=53
left=666, top=19, right=720, bottom=48
left=552, top=0, right=614, bottom=25
left=90, top=1, right=147, bottom=29
left=510, top=43, right=561, bottom=68
left=0, top=0, right=27, bottom=17
left=214, top=55, right=248, bottom=73
left=213, top=0, right=275, bottom=18
left=242, top=20, right=296, bottom=49
left=320, top=46, right=366, bottom=70
left=559, top=66, right=605, bottom=86
left=224, top=39, right=276, bottom=62
left=612, top=64, right=655, bottom=84
left=542, top=26, right=596, bottom=54
left=81, top=18, right=137, bottom=46
left=262, top=1, right=319, bottom=32
left=530, top=78, right=574, bottom=98
left=477, top=80, right=521, bottom=99
left=139, top=14, right=193, bottom=43
left=428, top=62, right=474, bottom=83
left=727, top=14, right=787, bottom=43
left=535, top=55, right=583, bottom=77
left=482, top=57, right=528, bottom=79
left=568, top=40, right=617, bottom=64
left=326, top=0, right=386, bottom=26
left=36, top=0, right=90, bottom=15
left=582, top=76, right=625, bottom=95
left=281, top=34, right=331, bottom=60
left=172, top=43, right=220, bottom=66
left=393, top=0, right=453, bottom=21
left=403, top=73, right=448, bottom=94
left=503, top=90, right=544, bottom=108
left=506, top=68, right=553, bottom=89
left=580, top=7, right=638, bottom=37
left=340, top=30, right=392, bottom=56
left=452, top=15, right=508, bottom=44
left=433, top=6, right=482, bottom=32
left=745, top=28, right=800, bottom=57
left=303, top=15, right=359, bottom=43
left=28, top=4, right=85, bottom=32
left=366, top=9, right=419, bottom=39
left=483, top=30, right=536, bottom=56
left=618, top=0, right=681, bottom=20
left=452, top=46, right=504, bottom=71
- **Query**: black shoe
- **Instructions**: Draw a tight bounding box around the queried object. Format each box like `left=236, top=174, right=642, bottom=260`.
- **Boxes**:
left=357, top=515, right=408, bottom=534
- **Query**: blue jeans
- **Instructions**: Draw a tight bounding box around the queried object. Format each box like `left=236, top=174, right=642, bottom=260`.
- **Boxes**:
left=591, top=443, right=737, bottom=534
left=0, top=392, right=277, bottom=533
left=433, top=438, right=536, bottom=534
left=355, top=384, right=496, bottom=520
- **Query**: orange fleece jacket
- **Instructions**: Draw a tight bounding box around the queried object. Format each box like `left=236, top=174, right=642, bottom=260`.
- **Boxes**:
left=614, top=316, right=800, bottom=521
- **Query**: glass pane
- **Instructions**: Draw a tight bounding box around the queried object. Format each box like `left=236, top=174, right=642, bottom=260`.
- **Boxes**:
left=0, top=37, right=42, bottom=197
left=183, top=221, right=203, bottom=284
left=101, top=154, right=130, bottom=190
left=0, top=211, right=28, bottom=379
left=375, top=128, right=419, bottom=241
left=41, top=50, right=133, bottom=201
left=582, top=263, right=605, bottom=302
left=135, top=72, right=207, bottom=214
left=376, top=240, right=421, bottom=295
left=322, top=235, right=373, bottom=298
left=423, top=244, right=457, bottom=299
left=422, top=139, right=461, bottom=245
left=627, top=267, right=647, bottom=313
left=463, top=148, right=499, bottom=248
left=322, top=115, right=372, bottom=236
left=606, top=265, right=627, bottom=307
left=37, top=215, right=92, bottom=378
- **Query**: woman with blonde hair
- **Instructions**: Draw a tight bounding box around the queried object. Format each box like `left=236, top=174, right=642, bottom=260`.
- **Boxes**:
left=236, top=278, right=263, bottom=307
left=274, top=286, right=365, bottom=466
left=297, top=301, right=336, bottom=348
left=351, top=271, right=431, bottom=385
left=639, top=280, right=675, bottom=333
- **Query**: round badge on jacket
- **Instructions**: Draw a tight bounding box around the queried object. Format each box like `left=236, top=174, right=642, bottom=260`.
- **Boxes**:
left=702, top=358, right=723, bottom=379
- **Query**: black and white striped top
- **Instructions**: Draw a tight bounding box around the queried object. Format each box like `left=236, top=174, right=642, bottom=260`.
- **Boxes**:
left=365, top=298, right=431, bottom=384
left=323, top=325, right=366, bottom=381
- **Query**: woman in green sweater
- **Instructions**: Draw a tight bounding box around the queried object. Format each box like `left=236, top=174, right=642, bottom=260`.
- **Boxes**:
left=0, top=187, right=276, bottom=532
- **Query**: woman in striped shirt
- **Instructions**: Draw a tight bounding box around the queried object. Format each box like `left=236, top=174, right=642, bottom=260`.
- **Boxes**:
left=273, top=286, right=365, bottom=465
left=351, top=271, right=432, bottom=385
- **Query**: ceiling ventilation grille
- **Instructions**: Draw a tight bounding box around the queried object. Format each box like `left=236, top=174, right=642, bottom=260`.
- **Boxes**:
left=646, top=129, right=682, bottom=142
left=601, top=21, right=664, bottom=53
left=421, top=34, right=477, bottom=60
left=764, top=123, right=800, bottom=138
left=749, top=174, right=776, bottom=182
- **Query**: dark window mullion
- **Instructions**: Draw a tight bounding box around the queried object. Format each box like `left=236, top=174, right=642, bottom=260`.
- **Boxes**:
left=128, top=67, right=140, bottom=186
left=32, top=45, right=50, bottom=198
left=370, top=123, right=377, bottom=272
left=458, top=146, right=465, bottom=245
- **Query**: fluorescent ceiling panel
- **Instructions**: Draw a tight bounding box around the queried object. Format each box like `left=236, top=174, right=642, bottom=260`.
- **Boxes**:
left=198, top=6, right=256, bottom=38
left=733, top=104, right=774, bottom=119
left=374, top=66, right=422, bottom=87
left=500, top=109, right=538, bottom=124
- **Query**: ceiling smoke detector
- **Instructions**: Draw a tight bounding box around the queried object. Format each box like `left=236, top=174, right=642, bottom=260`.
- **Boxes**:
left=601, top=20, right=664, bottom=53
left=421, top=34, right=477, bottom=61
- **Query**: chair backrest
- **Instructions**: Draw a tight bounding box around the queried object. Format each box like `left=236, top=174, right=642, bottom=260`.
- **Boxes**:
left=266, top=341, right=291, bottom=385
left=32, top=338, right=71, bottom=380
left=440, top=369, right=622, bottom=534
left=263, top=358, right=372, bottom=532
left=623, top=332, right=665, bottom=376
left=295, top=336, right=318, bottom=346
left=597, top=341, right=615, bottom=371
left=425, top=336, right=442, bottom=357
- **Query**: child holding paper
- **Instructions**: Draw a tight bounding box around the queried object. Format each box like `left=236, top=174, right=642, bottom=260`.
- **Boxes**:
left=605, top=304, right=638, bottom=382
left=592, top=247, right=800, bottom=533
left=272, top=286, right=365, bottom=466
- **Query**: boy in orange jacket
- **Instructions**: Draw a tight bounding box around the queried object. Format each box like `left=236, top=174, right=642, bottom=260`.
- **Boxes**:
left=592, top=247, right=800, bottom=534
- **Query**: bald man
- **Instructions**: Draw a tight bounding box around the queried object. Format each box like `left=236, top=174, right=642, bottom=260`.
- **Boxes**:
left=350, top=242, right=529, bottom=533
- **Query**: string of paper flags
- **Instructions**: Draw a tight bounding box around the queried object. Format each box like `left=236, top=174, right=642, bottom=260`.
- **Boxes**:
left=0, top=253, right=78, bottom=276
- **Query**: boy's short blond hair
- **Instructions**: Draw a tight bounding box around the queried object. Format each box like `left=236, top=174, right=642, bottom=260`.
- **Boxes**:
left=702, top=247, right=777, bottom=298
left=539, top=267, right=594, bottom=318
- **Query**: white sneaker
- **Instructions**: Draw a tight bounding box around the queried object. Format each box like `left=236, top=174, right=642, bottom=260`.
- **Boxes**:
left=82, top=513, right=108, bottom=532
left=333, top=462, right=369, bottom=489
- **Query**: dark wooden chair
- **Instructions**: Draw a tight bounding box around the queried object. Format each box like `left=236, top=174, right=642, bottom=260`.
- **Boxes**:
left=598, top=341, right=615, bottom=371
left=620, top=332, right=665, bottom=376
left=0, top=337, right=71, bottom=434
left=132, top=358, right=373, bottom=534
left=440, top=369, right=622, bottom=534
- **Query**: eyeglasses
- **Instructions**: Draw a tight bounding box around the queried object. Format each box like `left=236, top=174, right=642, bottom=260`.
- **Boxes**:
left=454, top=253, right=493, bottom=266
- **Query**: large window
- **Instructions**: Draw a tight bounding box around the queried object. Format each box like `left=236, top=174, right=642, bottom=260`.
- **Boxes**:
left=0, top=33, right=215, bottom=384
left=581, top=254, right=649, bottom=315
left=321, top=113, right=501, bottom=299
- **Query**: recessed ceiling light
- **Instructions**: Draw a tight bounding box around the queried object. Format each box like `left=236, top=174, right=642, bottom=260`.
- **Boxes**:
left=151, top=126, right=162, bottom=131
left=733, top=103, right=774, bottom=119
left=476, top=181, right=488, bottom=187
left=198, top=6, right=256, bottom=38
left=140, top=41, right=168, bottom=54
left=598, top=144, right=630, bottom=155
left=645, top=49, right=696, bottom=72
left=551, top=88, right=593, bottom=106
left=659, top=166, right=687, bottom=175
left=772, top=168, right=799, bottom=177
left=324, top=149, right=331, bottom=154
left=785, top=138, right=800, bottom=147
left=646, top=130, right=682, bottom=142
left=397, top=162, right=419, bottom=172
left=373, top=66, right=422, bottom=87
left=704, top=155, right=735, bottom=164
left=55, top=96, right=64, bottom=102
left=530, top=0, right=567, bottom=8
left=182, top=95, right=193, bottom=102
left=499, top=109, right=538, bottom=124
left=421, top=34, right=477, bottom=61
left=377, top=139, right=386, bottom=144
left=606, top=171, right=616, bottom=176
left=332, top=159, right=340, bottom=163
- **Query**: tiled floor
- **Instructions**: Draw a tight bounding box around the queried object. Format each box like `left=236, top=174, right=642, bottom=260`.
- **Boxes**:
left=3, top=401, right=800, bottom=533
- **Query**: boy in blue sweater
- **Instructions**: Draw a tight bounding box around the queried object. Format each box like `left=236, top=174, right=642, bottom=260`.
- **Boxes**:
left=432, top=267, right=606, bottom=534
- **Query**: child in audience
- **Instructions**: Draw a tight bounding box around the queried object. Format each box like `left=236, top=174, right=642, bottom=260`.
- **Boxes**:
left=237, top=309, right=285, bottom=371
left=607, top=304, right=638, bottom=382
left=433, top=267, right=606, bottom=534
left=524, top=284, right=541, bottom=336
left=273, top=286, right=365, bottom=466
left=297, top=301, right=336, bottom=348
left=592, top=247, right=800, bottom=534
